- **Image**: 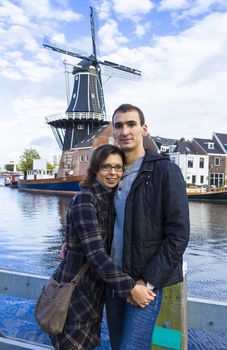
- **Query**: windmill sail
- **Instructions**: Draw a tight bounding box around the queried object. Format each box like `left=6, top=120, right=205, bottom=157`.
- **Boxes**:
left=43, top=7, right=141, bottom=151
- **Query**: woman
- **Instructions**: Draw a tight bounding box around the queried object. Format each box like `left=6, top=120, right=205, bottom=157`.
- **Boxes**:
left=51, top=144, right=154, bottom=350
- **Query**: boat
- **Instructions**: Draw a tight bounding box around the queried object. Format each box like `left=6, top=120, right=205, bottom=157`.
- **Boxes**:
left=18, top=175, right=83, bottom=195
left=18, top=7, right=141, bottom=195
left=187, top=186, right=227, bottom=202
left=4, top=173, right=22, bottom=188
left=0, top=176, right=5, bottom=187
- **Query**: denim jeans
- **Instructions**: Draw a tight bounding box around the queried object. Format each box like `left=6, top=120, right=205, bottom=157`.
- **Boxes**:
left=105, top=286, right=163, bottom=350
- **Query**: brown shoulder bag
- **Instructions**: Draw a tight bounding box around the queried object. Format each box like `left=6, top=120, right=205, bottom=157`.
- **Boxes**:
left=34, top=262, right=89, bottom=335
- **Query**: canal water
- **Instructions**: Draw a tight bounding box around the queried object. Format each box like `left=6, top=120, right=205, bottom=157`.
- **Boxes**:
left=0, top=186, right=227, bottom=348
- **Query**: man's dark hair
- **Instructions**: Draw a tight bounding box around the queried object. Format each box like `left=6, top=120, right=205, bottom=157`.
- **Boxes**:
left=112, top=104, right=145, bottom=126
left=80, top=144, right=125, bottom=188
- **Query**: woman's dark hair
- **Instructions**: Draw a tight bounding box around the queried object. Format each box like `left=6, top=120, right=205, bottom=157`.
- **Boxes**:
left=80, top=144, right=125, bottom=188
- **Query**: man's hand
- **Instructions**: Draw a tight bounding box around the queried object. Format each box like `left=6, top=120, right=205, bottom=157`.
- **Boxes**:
left=129, top=280, right=156, bottom=308
left=126, top=279, right=146, bottom=305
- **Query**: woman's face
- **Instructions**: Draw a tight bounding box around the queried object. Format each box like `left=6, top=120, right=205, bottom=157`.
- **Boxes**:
left=96, top=153, right=124, bottom=189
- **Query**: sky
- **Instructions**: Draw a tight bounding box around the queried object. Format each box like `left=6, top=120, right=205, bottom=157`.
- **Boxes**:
left=0, top=0, right=227, bottom=167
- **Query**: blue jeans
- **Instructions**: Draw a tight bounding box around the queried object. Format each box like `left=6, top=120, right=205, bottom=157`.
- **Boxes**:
left=105, top=287, right=163, bottom=350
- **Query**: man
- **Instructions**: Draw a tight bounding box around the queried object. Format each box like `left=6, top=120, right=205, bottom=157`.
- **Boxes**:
left=105, top=104, right=190, bottom=349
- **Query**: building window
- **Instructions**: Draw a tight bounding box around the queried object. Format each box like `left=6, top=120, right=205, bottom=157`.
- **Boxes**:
left=214, top=157, right=220, bottom=166
left=200, top=175, right=204, bottom=184
left=64, top=155, right=72, bottom=166
left=199, top=158, right=204, bottom=168
left=80, top=154, right=88, bottom=162
left=210, top=173, right=224, bottom=187
left=192, top=175, right=196, bottom=184
left=188, top=157, right=193, bottom=168
left=160, top=146, right=168, bottom=152
left=207, top=142, right=214, bottom=149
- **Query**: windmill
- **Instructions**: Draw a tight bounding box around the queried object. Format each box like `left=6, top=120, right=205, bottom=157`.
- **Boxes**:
left=44, top=7, right=141, bottom=151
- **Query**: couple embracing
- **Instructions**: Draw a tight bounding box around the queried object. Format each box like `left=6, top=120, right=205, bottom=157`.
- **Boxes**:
left=50, top=104, right=190, bottom=350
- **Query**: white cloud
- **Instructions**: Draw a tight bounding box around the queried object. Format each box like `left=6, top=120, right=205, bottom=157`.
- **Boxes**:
left=1, top=69, right=23, bottom=80
left=0, top=94, right=65, bottom=164
left=113, top=0, right=154, bottom=19
left=184, top=0, right=227, bottom=17
left=15, top=0, right=83, bottom=22
left=103, top=10, right=227, bottom=140
left=0, top=0, right=31, bottom=26
left=134, top=22, right=151, bottom=38
left=1, top=49, right=60, bottom=82
left=12, top=95, right=66, bottom=117
left=158, top=0, right=189, bottom=11
left=98, top=19, right=129, bottom=53
left=92, top=0, right=111, bottom=20
left=158, top=0, right=227, bottom=18
left=0, top=58, right=9, bottom=68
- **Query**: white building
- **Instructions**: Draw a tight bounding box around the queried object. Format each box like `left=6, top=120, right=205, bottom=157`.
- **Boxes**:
left=26, top=159, right=56, bottom=180
left=169, top=138, right=209, bottom=186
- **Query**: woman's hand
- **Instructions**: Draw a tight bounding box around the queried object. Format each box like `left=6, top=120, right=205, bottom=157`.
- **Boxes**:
left=129, top=282, right=156, bottom=308
left=59, top=242, right=66, bottom=260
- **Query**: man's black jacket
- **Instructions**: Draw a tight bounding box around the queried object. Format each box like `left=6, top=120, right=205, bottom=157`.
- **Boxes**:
left=122, top=149, right=190, bottom=288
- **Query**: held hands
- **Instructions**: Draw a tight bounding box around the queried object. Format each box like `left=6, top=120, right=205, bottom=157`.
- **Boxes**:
left=127, top=280, right=156, bottom=308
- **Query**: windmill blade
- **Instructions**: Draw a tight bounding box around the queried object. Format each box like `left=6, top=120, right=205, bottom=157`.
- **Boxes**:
left=102, top=59, right=141, bottom=76
left=90, top=7, right=98, bottom=59
left=101, top=65, right=141, bottom=81
left=43, top=36, right=94, bottom=63
left=99, top=59, right=141, bottom=79
left=89, top=7, right=140, bottom=78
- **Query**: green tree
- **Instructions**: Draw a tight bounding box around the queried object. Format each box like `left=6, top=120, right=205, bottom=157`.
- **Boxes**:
left=47, top=162, right=54, bottom=171
left=5, top=163, right=14, bottom=172
left=17, top=148, right=41, bottom=173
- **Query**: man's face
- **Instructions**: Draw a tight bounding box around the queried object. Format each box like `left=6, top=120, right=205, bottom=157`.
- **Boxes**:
left=113, top=110, right=147, bottom=151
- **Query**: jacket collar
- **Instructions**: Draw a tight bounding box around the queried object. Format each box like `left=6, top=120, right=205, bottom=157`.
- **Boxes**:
left=90, top=181, right=115, bottom=197
left=143, top=148, right=169, bottom=162
left=138, top=149, right=169, bottom=173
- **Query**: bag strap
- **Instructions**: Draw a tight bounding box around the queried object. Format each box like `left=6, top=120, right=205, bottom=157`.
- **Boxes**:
left=70, top=229, right=109, bottom=285
left=71, top=261, right=90, bottom=285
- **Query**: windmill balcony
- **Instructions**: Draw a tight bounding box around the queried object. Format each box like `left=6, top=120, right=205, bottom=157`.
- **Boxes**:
left=45, top=112, right=111, bottom=123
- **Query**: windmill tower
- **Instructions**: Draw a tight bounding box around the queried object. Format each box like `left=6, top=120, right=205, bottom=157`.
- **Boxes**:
left=43, top=7, right=141, bottom=176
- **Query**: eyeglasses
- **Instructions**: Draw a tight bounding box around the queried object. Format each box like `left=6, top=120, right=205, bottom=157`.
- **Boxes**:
left=100, top=164, right=124, bottom=172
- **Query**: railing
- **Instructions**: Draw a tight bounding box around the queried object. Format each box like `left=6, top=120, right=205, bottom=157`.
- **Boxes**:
left=1, top=269, right=227, bottom=349
left=187, top=186, right=227, bottom=194
left=45, top=112, right=111, bottom=123
left=0, top=268, right=188, bottom=350
left=0, top=269, right=52, bottom=350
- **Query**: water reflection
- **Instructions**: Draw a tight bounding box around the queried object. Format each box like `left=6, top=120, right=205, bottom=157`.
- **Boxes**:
left=0, top=187, right=227, bottom=301
left=185, top=202, right=227, bottom=300
left=0, top=187, right=71, bottom=274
